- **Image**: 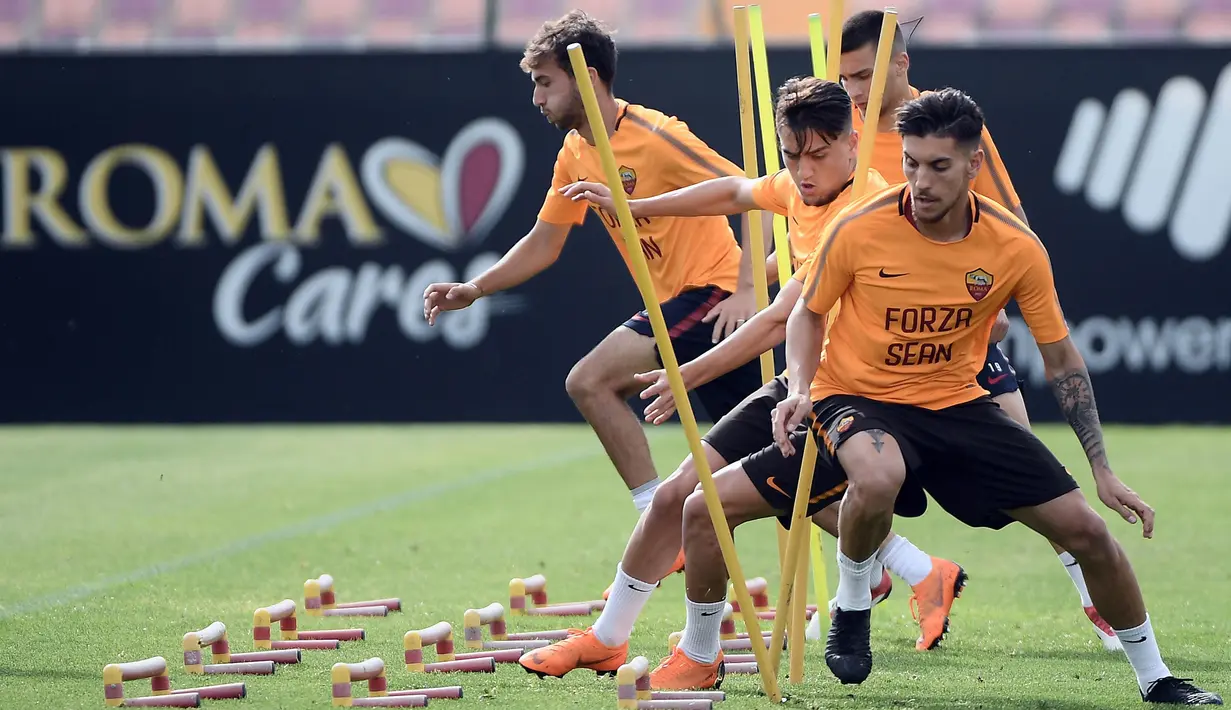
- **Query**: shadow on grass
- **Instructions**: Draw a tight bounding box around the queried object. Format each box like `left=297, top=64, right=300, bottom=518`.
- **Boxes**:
left=0, top=666, right=97, bottom=681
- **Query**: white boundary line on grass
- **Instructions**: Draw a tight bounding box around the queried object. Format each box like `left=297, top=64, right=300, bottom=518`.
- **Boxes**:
left=0, top=445, right=601, bottom=621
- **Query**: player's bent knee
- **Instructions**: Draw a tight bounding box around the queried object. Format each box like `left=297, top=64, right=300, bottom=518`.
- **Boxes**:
left=839, top=446, right=905, bottom=507
left=652, top=471, right=696, bottom=516
left=1056, top=508, right=1115, bottom=561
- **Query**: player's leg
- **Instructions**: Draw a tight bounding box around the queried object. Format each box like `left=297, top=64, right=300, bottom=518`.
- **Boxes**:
left=650, top=431, right=842, bottom=691
left=919, top=400, right=1221, bottom=705
left=810, top=396, right=917, bottom=684
left=982, top=343, right=1121, bottom=652
left=564, top=324, right=661, bottom=501
left=811, top=507, right=892, bottom=610
left=522, top=378, right=786, bottom=679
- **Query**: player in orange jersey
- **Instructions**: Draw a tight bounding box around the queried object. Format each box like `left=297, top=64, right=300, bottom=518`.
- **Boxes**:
left=423, top=12, right=762, bottom=551
left=840, top=9, right=1121, bottom=651
left=768, top=89, right=1219, bottom=705
left=519, top=78, right=960, bottom=690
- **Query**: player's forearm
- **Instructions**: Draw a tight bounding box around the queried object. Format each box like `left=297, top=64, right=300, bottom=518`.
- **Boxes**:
left=784, top=299, right=824, bottom=398
left=631, top=176, right=754, bottom=218
left=471, top=231, right=561, bottom=294
left=1047, top=356, right=1109, bottom=472
left=765, top=252, right=779, bottom=285
left=681, top=291, right=793, bottom=389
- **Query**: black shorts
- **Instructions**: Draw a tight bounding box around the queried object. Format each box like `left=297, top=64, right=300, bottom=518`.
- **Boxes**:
left=978, top=343, right=1020, bottom=397
left=623, top=285, right=762, bottom=422
left=703, top=376, right=927, bottom=529
left=811, top=394, right=1079, bottom=530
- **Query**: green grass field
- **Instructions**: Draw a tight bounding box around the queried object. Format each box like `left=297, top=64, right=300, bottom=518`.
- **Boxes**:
left=1, top=424, right=1228, bottom=709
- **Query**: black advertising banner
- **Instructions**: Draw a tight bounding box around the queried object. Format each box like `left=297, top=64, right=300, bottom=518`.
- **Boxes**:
left=0, top=48, right=1227, bottom=423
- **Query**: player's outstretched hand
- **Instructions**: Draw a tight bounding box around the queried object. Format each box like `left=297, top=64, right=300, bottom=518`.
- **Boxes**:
left=634, top=369, right=676, bottom=425
left=702, top=289, right=755, bottom=343
left=1094, top=471, right=1155, bottom=539
left=560, top=181, right=615, bottom=212
left=422, top=282, right=481, bottom=326
left=771, top=393, right=812, bottom=457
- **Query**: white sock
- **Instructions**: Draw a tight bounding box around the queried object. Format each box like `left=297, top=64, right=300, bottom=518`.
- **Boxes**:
left=678, top=597, right=726, bottom=664
left=1113, top=615, right=1171, bottom=695
left=869, top=558, right=885, bottom=587
left=878, top=535, right=933, bottom=586
left=631, top=479, right=660, bottom=513
left=592, top=565, right=655, bottom=647
left=835, top=551, right=876, bottom=611
left=1057, top=551, right=1094, bottom=607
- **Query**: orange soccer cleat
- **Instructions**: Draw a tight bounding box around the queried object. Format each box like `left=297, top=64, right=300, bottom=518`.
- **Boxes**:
left=518, top=627, right=627, bottom=678
left=909, top=557, right=968, bottom=651
left=648, top=646, right=724, bottom=691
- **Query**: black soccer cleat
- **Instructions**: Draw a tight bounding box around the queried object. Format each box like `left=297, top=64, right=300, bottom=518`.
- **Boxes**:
left=825, top=607, right=873, bottom=685
left=1142, top=677, right=1223, bottom=705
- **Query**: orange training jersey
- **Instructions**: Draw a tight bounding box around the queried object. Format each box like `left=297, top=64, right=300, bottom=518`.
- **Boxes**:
left=801, top=184, right=1069, bottom=409
left=749, top=167, right=889, bottom=275
left=852, top=87, right=1022, bottom=214
left=537, top=101, right=743, bottom=301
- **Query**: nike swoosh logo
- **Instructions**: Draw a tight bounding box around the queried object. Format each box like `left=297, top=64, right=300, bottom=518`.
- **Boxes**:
left=700, top=610, right=720, bottom=616
left=987, top=373, right=1011, bottom=385
left=765, top=476, right=789, bottom=498
left=879, top=268, right=907, bottom=278
left=1124, top=636, right=1148, bottom=644
left=627, top=584, right=653, bottom=593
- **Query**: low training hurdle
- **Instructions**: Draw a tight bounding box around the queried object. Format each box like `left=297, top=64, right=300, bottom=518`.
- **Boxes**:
left=509, top=574, right=604, bottom=617
left=183, top=621, right=293, bottom=675
left=726, top=577, right=815, bottom=622
left=332, top=656, right=465, bottom=707
left=253, top=599, right=363, bottom=651
left=616, top=656, right=725, bottom=709
left=404, top=622, right=496, bottom=673
left=463, top=602, right=568, bottom=653
left=104, top=656, right=247, bottom=707
left=306, top=574, right=401, bottom=617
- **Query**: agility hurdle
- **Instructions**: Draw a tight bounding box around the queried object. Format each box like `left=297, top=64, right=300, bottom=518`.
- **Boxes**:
left=403, top=622, right=496, bottom=673
left=253, top=599, right=363, bottom=651
left=615, top=656, right=725, bottom=709
left=182, top=621, right=294, bottom=675
left=462, top=602, right=572, bottom=652
left=509, top=574, right=603, bottom=617
left=332, top=656, right=465, bottom=706
left=104, top=656, right=246, bottom=707
left=306, top=574, right=401, bottom=617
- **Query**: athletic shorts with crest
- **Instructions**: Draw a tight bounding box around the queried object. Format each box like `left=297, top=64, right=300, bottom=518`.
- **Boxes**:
left=702, top=376, right=928, bottom=529
left=811, top=394, right=1080, bottom=530
left=623, top=285, right=763, bottom=422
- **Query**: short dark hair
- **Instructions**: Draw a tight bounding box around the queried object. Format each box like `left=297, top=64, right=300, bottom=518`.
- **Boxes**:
left=895, top=88, right=984, bottom=151
left=774, top=76, right=852, bottom=149
left=841, top=10, right=906, bottom=54
left=520, top=10, right=618, bottom=86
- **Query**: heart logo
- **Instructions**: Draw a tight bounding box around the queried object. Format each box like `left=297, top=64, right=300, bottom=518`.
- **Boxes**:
left=361, top=118, right=525, bottom=251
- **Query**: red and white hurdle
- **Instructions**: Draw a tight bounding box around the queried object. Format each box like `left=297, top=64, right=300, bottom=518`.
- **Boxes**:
left=306, top=574, right=401, bottom=617
left=104, top=656, right=246, bottom=707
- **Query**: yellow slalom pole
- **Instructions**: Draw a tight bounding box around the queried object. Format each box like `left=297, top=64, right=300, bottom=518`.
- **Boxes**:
left=747, top=5, right=792, bottom=289
left=808, top=14, right=827, bottom=80
left=826, top=0, right=845, bottom=88
left=565, top=42, right=782, bottom=704
left=854, top=8, right=898, bottom=198
left=805, top=7, right=832, bottom=633
left=732, top=7, right=775, bottom=387
left=766, top=7, right=897, bottom=675
left=749, top=4, right=817, bottom=679
left=734, top=4, right=790, bottom=589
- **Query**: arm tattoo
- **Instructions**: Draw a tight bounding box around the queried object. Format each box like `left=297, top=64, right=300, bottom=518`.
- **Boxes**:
left=1051, top=368, right=1108, bottom=468
left=866, top=429, right=886, bottom=454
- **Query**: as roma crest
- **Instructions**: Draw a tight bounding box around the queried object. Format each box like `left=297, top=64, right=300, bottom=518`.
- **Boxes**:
left=836, top=415, right=854, bottom=434
left=965, top=268, right=994, bottom=301
left=619, top=165, right=637, bottom=195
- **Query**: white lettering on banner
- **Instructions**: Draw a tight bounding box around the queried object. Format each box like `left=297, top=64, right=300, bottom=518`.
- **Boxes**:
left=1002, top=315, right=1231, bottom=385
left=214, top=242, right=500, bottom=349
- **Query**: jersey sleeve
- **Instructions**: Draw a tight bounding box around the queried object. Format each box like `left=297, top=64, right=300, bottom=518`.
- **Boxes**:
left=536, top=146, right=588, bottom=226
left=973, top=126, right=1022, bottom=213
left=658, top=119, right=744, bottom=188
left=801, top=220, right=854, bottom=316
left=749, top=170, right=792, bottom=216
left=1013, top=239, right=1069, bottom=345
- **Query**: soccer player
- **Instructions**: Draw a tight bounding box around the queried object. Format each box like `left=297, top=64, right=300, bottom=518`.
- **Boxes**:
left=767, top=89, right=1219, bottom=704
left=840, top=9, right=1120, bottom=650
left=422, top=11, right=763, bottom=556
left=519, top=77, right=965, bottom=689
